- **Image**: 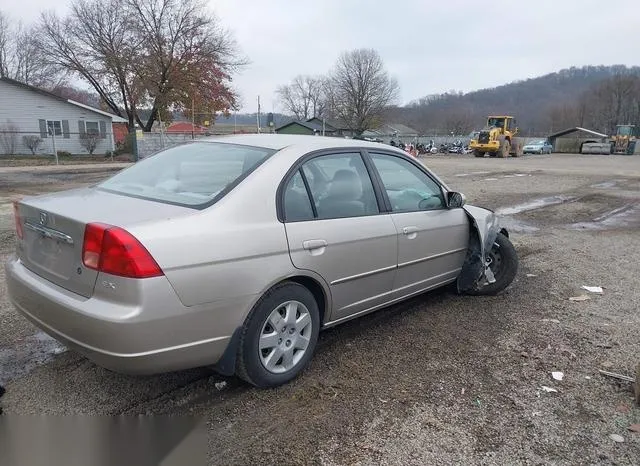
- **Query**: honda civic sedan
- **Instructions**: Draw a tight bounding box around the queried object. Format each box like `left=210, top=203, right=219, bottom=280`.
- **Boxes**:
left=6, top=135, right=517, bottom=387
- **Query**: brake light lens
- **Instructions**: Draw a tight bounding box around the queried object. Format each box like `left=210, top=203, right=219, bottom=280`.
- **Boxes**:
left=13, top=201, right=23, bottom=239
left=82, top=223, right=163, bottom=278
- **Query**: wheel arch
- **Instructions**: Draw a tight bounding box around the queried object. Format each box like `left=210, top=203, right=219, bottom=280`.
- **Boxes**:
left=287, top=275, right=329, bottom=325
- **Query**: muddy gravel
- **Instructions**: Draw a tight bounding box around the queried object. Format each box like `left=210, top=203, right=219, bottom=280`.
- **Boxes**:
left=0, top=154, right=639, bottom=465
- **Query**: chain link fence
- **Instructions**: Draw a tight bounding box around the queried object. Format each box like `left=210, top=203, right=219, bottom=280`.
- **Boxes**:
left=0, top=129, right=118, bottom=158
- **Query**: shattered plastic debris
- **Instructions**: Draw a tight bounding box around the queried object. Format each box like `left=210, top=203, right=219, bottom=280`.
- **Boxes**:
left=552, top=372, right=564, bottom=381
left=541, top=318, right=561, bottom=323
left=628, top=424, right=640, bottom=433
left=540, top=386, right=557, bottom=393
left=581, top=286, right=603, bottom=294
left=569, top=295, right=591, bottom=302
left=526, top=273, right=537, bottom=277
left=609, top=434, right=624, bottom=443
left=585, top=376, right=592, bottom=380
left=214, top=381, right=227, bottom=391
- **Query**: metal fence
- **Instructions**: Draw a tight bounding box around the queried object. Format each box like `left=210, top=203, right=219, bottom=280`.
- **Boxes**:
left=0, top=130, right=118, bottom=157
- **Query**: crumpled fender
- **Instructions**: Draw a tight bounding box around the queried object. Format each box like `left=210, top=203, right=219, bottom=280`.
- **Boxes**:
left=457, top=205, right=505, bottom=292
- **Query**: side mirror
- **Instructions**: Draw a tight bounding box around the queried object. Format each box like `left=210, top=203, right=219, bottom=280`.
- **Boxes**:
left=447, top=191, right=466, bottom=209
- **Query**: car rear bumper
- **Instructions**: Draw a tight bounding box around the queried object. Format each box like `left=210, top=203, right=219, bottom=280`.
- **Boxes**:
left=5, top=257, right=255, bottom=375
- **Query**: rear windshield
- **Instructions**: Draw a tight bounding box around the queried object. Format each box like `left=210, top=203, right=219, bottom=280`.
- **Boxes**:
left=98, top=142, right=274, bottom=208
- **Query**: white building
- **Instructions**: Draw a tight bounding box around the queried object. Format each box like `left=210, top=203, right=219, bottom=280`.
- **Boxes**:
left=0, top=77, right=127, bottom=155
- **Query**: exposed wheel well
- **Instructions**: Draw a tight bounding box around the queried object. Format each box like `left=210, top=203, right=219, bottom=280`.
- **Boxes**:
left=287, top=276, right=327, bottom=324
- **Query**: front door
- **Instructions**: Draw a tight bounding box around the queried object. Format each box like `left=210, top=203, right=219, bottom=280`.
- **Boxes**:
left=368, top=152, right=469, bottom=297
left=282, top=151, right=398, bottom=322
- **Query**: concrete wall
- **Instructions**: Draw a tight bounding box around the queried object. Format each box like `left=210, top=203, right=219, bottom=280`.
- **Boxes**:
left=0, top=80, right=116, bottom=155
left=136, top=132, right=212, bottom=159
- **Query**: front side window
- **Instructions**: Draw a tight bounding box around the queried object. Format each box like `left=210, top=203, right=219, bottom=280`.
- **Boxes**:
left=370, top=153, right=445, bottom=212
left=99, top=142, right=274, bottom=208
left=47, top=120, right=62, bottom=136
left=288, top=152, right=378, bottom=220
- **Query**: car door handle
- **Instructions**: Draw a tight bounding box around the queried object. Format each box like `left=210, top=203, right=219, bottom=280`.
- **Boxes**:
left=402, top=226, right=418, bottom=235
left=302, top=239, right=327, bottom=250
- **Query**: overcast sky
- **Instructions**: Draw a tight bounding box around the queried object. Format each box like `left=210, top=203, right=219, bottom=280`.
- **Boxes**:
left=4, top=0, right=639, bottom=113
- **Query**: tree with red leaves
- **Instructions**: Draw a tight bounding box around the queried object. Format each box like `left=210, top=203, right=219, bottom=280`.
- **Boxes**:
left=36, top=0, right=244, bottom=132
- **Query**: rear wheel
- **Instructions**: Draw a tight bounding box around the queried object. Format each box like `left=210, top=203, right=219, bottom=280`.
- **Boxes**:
left=473, top=149, right=485, bottom=157
left=236, top=282, right=320, bottom=388
left=467, top=232, right=518, bottom=296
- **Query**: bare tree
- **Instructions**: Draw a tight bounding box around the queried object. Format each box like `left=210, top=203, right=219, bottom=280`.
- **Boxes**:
left=35, top=0, right=243, bottom=132
left=22, top=135, right=43, bottom=154
left=325, top=49, right=399, bottom=135
left=79, top=132, right=100, bottom=154
left=0, top=11, right=11, bottom=77
left=0, top=120, right=19, bottom=155
left=276, top=75, right=326, bottom=120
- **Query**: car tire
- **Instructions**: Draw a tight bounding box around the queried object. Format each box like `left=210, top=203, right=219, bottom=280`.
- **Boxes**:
left=236, top=282, right=320, bottom=388
left=466, top=232, right=518, bottom=296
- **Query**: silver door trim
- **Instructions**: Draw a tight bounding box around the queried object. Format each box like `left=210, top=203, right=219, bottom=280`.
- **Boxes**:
left=330, top=263, right=397, bottom=286
left=397, top=246, right=466, bottom=269
left=24, top=222, right=74, bottom=245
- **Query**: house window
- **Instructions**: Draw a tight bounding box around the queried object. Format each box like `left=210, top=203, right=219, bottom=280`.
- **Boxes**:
left=85, top=121, right=99, bottom=135
left=47, top=120, right=62, bottom=136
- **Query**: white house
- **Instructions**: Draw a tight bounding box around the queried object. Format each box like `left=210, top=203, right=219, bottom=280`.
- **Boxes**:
left=0, top=77, right=128, bottom=155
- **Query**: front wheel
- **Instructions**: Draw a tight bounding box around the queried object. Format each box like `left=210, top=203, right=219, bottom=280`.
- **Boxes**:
left=466, top=232, right=518, bottom=296
left=236, top=282, right=320, bottom=387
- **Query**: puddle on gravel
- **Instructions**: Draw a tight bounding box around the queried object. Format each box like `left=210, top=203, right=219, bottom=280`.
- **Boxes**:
left=590, top=180, right=621, bottom=190
left=0, top=332, right=67, bottom=384
left=497, top=216, right=540, bottom=233
left=495, top=195, right=577, bottom=216
left=567, top=203, right=640, bottom=230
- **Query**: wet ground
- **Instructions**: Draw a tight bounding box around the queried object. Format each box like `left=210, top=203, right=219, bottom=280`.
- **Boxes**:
left=1, top=154, right=639, bottom=464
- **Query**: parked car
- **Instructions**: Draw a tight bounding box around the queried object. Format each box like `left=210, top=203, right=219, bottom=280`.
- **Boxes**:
left=523, top=139, right=553, bottom=154
left=6, top=135, right=518, bottom=388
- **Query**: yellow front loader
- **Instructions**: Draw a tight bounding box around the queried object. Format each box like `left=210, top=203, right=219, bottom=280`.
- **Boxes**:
left=611, top=124, right=638, bottom=155
left=469, top=115, right=523, bottom=158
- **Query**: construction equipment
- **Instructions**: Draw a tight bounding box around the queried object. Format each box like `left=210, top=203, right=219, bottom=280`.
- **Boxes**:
left=469, top=116, right=523, bottom=158
left=611, top=124, right=639, bottom=155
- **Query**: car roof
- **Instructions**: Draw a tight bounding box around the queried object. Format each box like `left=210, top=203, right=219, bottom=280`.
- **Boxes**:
left=199, top=134, right=403, bottom=152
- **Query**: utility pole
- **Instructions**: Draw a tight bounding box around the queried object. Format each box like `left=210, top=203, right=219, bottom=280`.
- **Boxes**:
left=322, top=117, right=326, bottom=137
left=257, top=95, right=261, bottom=133
left=49, top=124, right=58, bottom=165
left=191, top=95, right=195, bottom=140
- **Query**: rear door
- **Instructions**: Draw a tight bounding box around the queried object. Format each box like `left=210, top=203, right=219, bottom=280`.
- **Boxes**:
left=282, top=151, right=398, bottom=322
left=367, top=152, right=469, bottom=297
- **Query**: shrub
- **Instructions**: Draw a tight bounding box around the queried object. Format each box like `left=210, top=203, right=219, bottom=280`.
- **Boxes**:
left=79, top=132, right=100, bottom=155
left=57, top=150, right=72, bottom=157
left=22, top=135, right=43, bottom=154
left=0, top=120, right=19, bottom=155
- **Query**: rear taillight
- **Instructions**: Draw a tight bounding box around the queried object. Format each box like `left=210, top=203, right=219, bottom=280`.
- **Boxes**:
left=82, top=223, right=163, bottom=278
left=13, top=201, right=23, bottom=239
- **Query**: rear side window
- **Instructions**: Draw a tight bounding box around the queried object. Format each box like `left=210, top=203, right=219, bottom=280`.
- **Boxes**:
left=283, top=152, right=379, bottom=221
left=99, top=142, right=274, bottom=208
left=283, top=170, right=314, bottom=221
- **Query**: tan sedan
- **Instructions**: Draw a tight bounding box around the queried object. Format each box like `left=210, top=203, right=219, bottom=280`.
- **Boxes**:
left=6, top=135, right=517, bottom=387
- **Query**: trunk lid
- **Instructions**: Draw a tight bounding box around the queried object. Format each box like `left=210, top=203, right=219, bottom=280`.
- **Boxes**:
left=16, top=187, right=193, bottom=298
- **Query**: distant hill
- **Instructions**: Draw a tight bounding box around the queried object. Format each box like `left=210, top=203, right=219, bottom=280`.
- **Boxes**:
left=388, top=65, right=640, bottom=136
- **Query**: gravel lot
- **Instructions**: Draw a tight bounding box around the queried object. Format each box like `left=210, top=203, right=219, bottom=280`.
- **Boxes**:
left=1, top=154, right=639, bottom=465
